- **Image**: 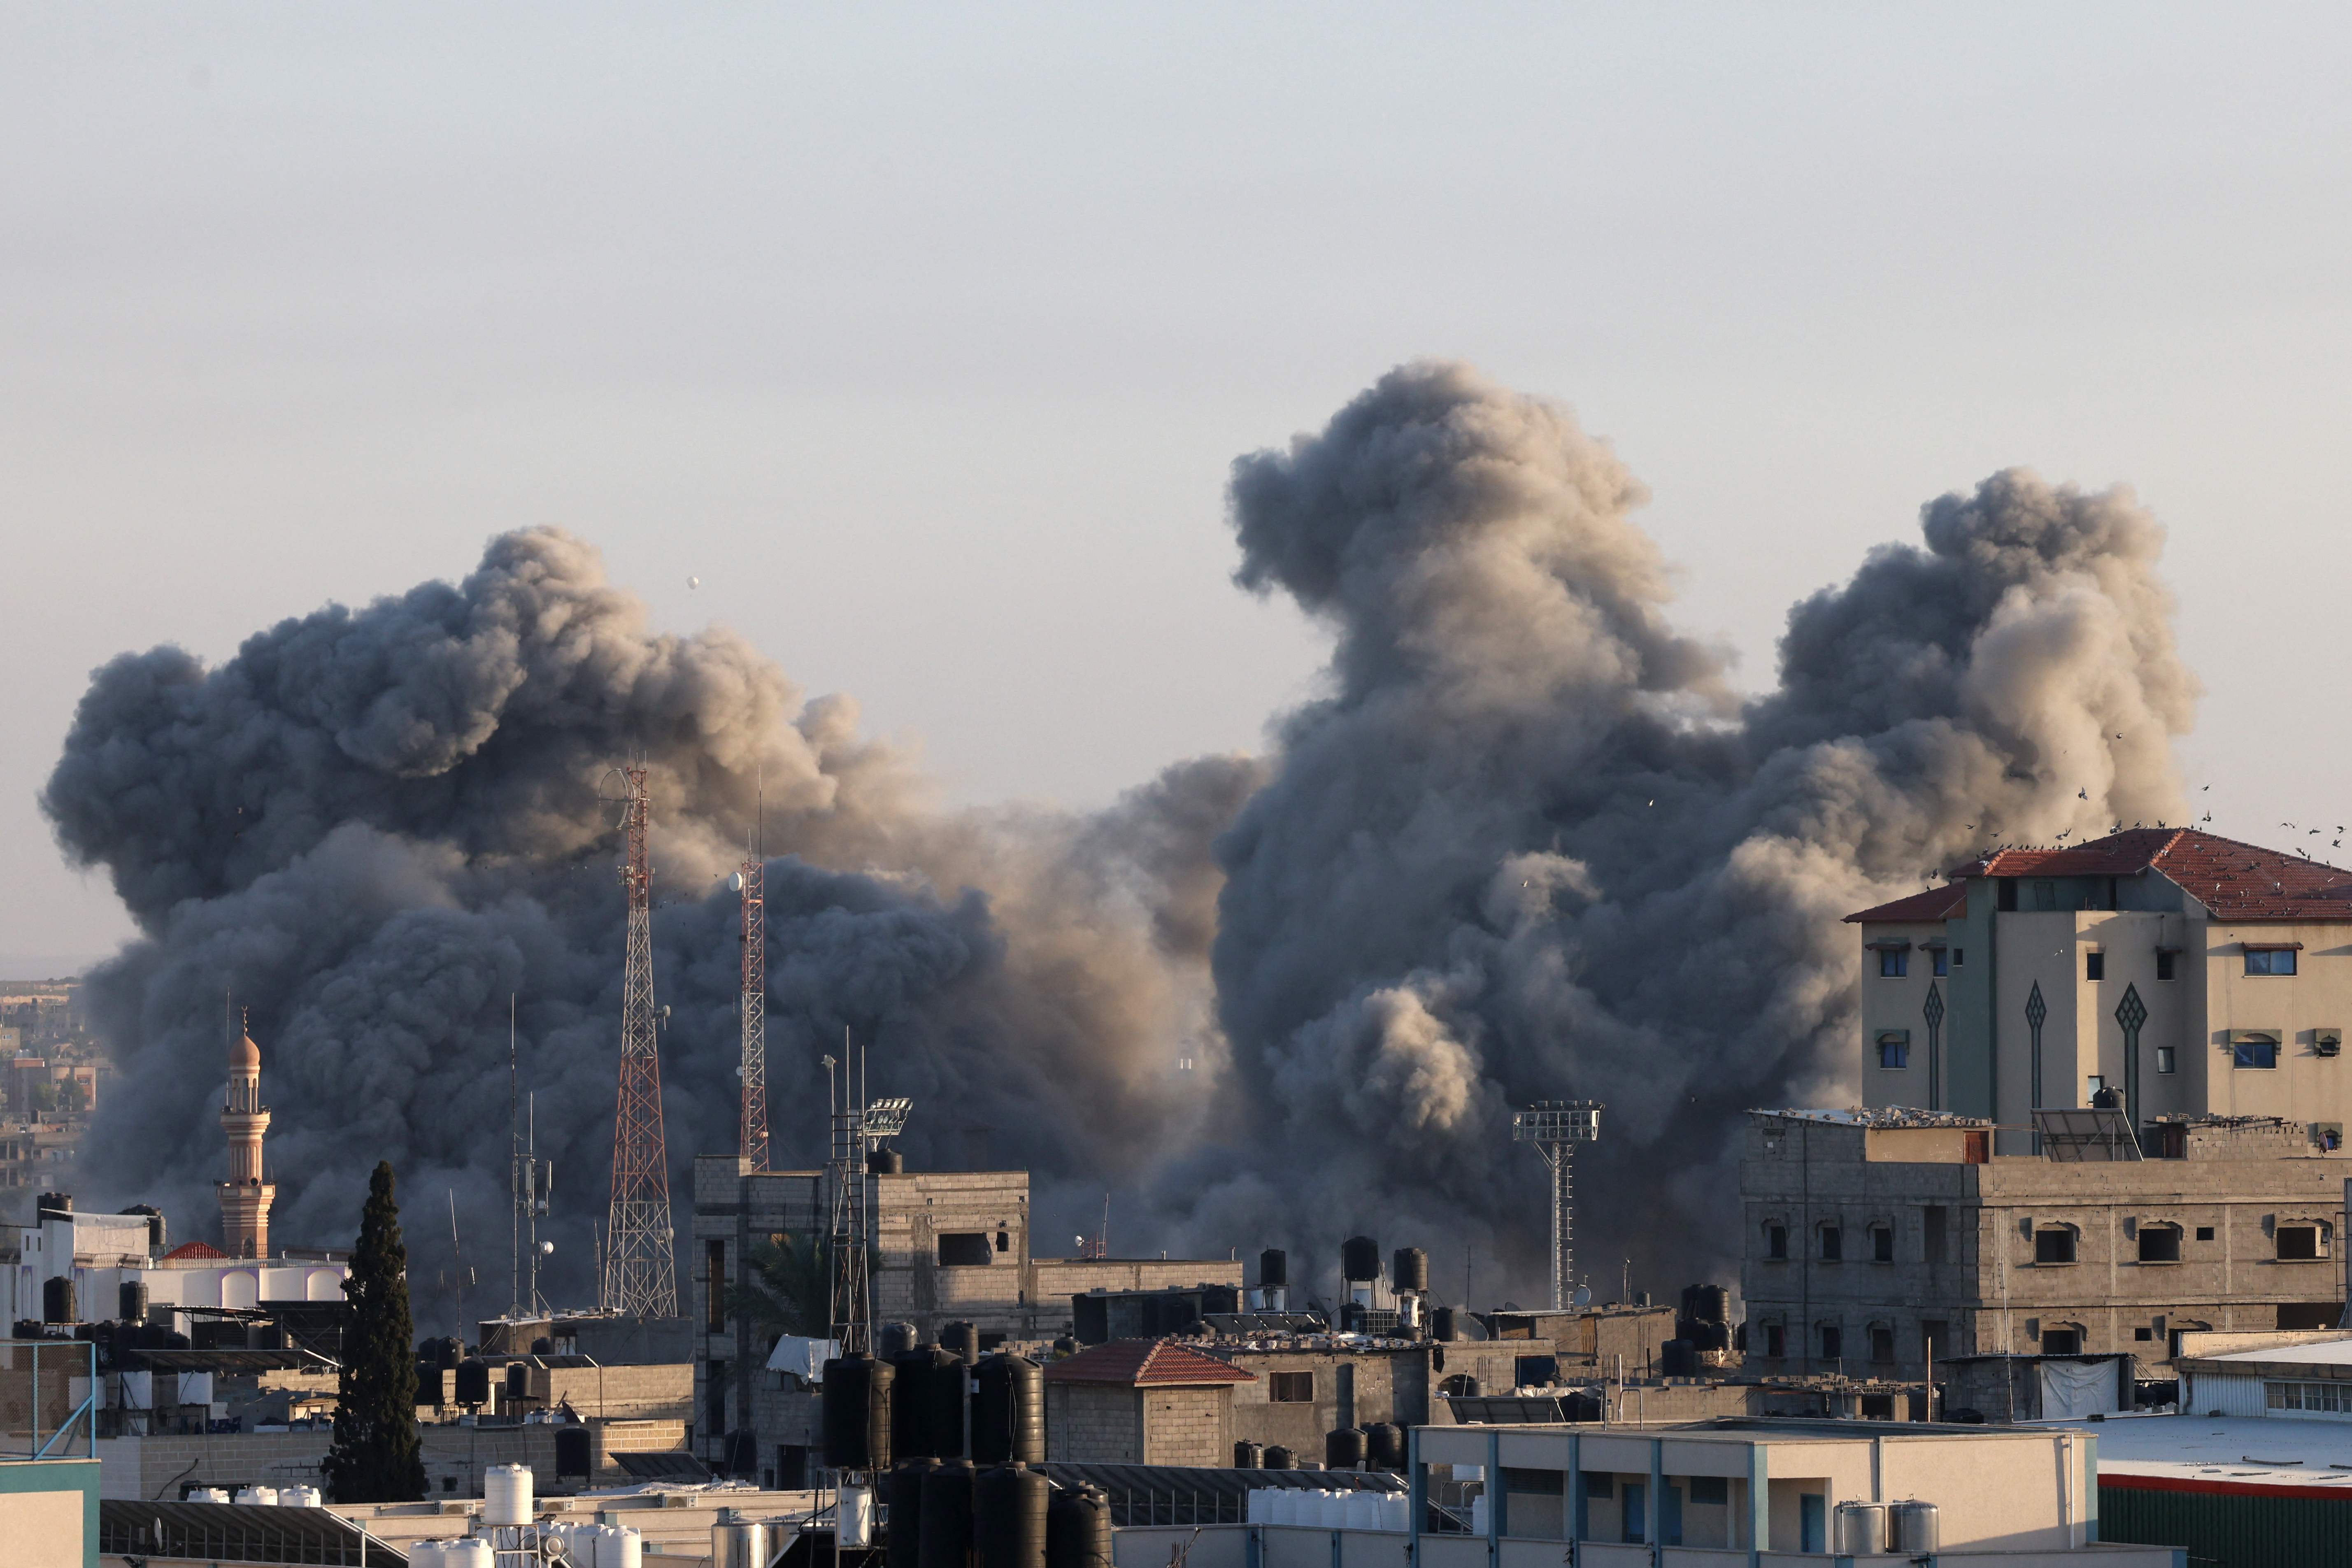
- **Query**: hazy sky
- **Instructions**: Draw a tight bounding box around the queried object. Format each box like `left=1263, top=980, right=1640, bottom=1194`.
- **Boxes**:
left=7, top=5, right=2351, bottom=975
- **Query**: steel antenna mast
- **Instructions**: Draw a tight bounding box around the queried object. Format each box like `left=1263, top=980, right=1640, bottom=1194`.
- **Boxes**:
left=737, top=775, right=768, bottom=1171
left=601, top=761, right=677, bottom=1315
left=1512, top=1100, right=1603, bottom=1310
left=824, top=1032, right=910, bottom=1356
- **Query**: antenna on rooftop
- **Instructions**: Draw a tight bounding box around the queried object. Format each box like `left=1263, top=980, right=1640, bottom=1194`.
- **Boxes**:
left=1513, top=1100, right=1602, bottom=1311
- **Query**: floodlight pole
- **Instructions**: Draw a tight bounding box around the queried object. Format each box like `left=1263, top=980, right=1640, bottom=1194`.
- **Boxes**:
left=1514, top=1100, right=1603, bottom=1311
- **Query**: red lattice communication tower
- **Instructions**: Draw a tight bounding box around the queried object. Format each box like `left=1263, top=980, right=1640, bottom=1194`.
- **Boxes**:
left=737, top=836, right=768, bottom=1172
left=602, top=763, right=678, bottom=1316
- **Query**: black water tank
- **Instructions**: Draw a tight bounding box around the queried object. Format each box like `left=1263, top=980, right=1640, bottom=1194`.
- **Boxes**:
left=1431, top=1307, right=1459, bottom=1342
left=1340, top=1237, right=1380, bottom=1282
left=919, top=1459, right=976, bottom=1568
left=943, top=1322, right=981, bottom=1366
left=1257, top=1249, right=1287, bottom=1288
left=824, top=1352, right=897, bottom=1469
left=1233, top=1440, right=1264, bottom=1468
left=532, top=1337, right=554, bottom=1356
left=1682, top=1284, right=1731, bottom=1325
left=455, top=1358, right=491, bottom=1405
left=971, top=1354, right=1044, bottom=1464
left=892, top=1350, right=940, bottom=1459
left=36, top=1193, right=70, bottom=1218
left=1690, top=1320, right=1731, bottom=1353
left=1659, top=1340, right=1698, bottom=1378
left=1045, top=1484, right=1111, bottom=1568
left=871, top=1149, right=906, bottom=1175
left=416, top=1363, right=447, bottom=1406
left=1324, top=1426, right=1368, bottom=1470
left=882, top=1322, right=921, bottom=1358
left=924, top=1348, right=968, bottom=1459
left=41, top=1277, right=74, bottom=1324
left=975, top=1462, right=1049, bottom=1568
left=889, top=1459, right=939, bottom=1568
left=1262, top=1445, right=1296, bottom=1470
left=1363, top=1423, right=1405, bottom=1471
left=1391, top=1248, right=1428, bottom=1294
left=118, top=1281, right=149, bottom=1324
left=556, top=1424, right=593, bottom=1478
left=506, top=1362, right=530, bottom=1398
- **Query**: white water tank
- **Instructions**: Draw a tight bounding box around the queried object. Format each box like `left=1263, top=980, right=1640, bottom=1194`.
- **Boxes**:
left=1380, top=1493, right=1409, bottom=1533
left=1470, top=1494, right=1490, bottom=1537
left=1246, top=1489, right=1268, bottom=1525
left=714, top=1520, right=770, bottom=1568
left=1267, top=1489, right=1293, bottom=1526
left=408, top=1544, right=445, bottom=1568
left=1889, top=1500, right=1940, bottom=1554
left=1834, top=1501, right=1886, bottom=1555
left=235, top=1487, right=279, bottom=1507
left=284, top=1485, right=323, bottom=1508
left=1324, top=1491, right=1350, bottom=1527
left=1343, top=1491, right=1380, bottom=1530
left=840, top=1484, right=875, bottom=1548
left=596, top=1524, right=645, bottom=1568
left=190, top=1488, right=230, bottom=1504
left=443, top=1539, right=495, bottom=1568
left=484, top=1463, right=533, bottom=1526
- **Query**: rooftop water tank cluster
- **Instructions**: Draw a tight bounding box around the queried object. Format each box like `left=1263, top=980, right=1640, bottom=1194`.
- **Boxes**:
left=1245, top=1489, right=1408, bottom=1532
left=541, top=1521, right=646, bottom=1568
left=230, top=1486, right=320, bottom=1506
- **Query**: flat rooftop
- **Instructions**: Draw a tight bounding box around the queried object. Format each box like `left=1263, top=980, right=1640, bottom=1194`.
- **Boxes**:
left=2054, top=1413, right=2352, bottom=1492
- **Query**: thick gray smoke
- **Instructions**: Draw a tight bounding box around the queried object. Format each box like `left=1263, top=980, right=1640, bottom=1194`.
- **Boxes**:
left=44, top=530, right=1255, bottom=1322
left=1171, top=361, right=2194, bottom=1299
left=44, top=361, right=2195, bottom=1316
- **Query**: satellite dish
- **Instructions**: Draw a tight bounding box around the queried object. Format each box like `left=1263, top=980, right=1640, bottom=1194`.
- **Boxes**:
left=728, top=871, right=744, bottom=893
left=1571, top=1285, right=1593, bottom=1308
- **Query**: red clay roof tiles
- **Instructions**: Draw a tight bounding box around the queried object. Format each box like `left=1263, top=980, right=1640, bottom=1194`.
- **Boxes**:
left=1847, top=828, right=2352, bottom=924
left=1040, top=1338, right=1255, bottom=1386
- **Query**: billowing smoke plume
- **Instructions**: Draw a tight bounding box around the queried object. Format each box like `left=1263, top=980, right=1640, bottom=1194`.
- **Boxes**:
left=1170, top=361, right=2193, bottom=1296
left=44, top=530, right=1256, bottom=1319
left=44, top=361, right=2195, bottom=1315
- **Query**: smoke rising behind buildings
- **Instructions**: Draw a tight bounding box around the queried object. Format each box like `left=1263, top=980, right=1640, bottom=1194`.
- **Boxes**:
left=42, top=361, right=2195, bottom=1314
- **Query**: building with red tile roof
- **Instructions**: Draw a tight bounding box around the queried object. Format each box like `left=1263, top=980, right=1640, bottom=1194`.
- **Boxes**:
left=1841, top=828, right=2352, bottom=1150
left=1043, top=1338, right=1253, bottom=1466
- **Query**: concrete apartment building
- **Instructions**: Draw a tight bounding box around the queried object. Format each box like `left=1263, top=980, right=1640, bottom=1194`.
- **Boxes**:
left=1738, top=1108, right=2349, bottom=1381
left=690, top=1154, right=1242, bottom=1480
left=1741, top=827, right=2352, bottom=1386
left=1849, top=827, right=2352, bottom=1149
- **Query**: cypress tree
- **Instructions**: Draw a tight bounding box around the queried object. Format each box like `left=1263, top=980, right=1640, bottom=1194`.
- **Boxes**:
left=322, top=1161, right=426, bottom=1503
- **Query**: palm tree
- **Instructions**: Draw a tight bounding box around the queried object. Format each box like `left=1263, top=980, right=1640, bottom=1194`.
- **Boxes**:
left=723, top=1232, right=837, bottom=1343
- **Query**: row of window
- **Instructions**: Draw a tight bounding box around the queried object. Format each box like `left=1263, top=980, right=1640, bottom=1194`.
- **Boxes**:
left=1880, top=947, right=2295, bottom=981
left=1875, top=1037, right=2334, bottom=1074
left=1763, top=1217, right=2328, bottom=1264
left=2267, top=1381, right=2352, bottom=1414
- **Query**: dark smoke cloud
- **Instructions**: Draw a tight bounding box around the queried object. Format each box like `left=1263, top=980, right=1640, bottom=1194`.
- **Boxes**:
left=44, top=362, right=2195, bottom=1316
left=44, top=530, right=1256, bottom=1322
left=1175, top=361, right=2193, bottom=1300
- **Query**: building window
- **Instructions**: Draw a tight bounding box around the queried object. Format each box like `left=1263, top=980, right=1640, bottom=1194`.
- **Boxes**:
left=1870, top=1326, right=1895, bottom=1363
left=2267, top=1381, right=2352, bottom=1413
left=2034, top=1228, right=2077, bottom=1265
left=2137, top=1225, right=2181, bottom=1263
left=938, top=1233, right=993, bottom=1266
left=2085, top=1074, right=2106, bottom=1100
left=1764, top=1324, right=1786, bottom=1358
left=2033, top=881, right=2057, bottom=911
left=1932, top=948, right=1949, bottom=977
left=1269, top=1371, right=1314, bottom=1403
left=1921, top=1320, right=1948, bottom=1359
left=2277, top=1225, right=2326, bottom=1261
left=1952, top=947, right=1964, bottom=966
left=1879, top=949, right=1909, bottom=978
left=1819, top=1325, right=1843, bottom=1361
left=2156, top=950, right=2176, bottom=982
left=2134, top=1328, right=2153, bottom=1342
left=1871, top=1226, right=1894, bottom=1263
left=2233, top=1035, right=2280, bottom=1070
left=2085, top=950, right=2105, bottom=981
left=2041, top=1327, right=2082, bottom=1355
left=1877, top=1033, right=1909, bottom=1070
left=1998, top=879, right=2018, bottom=912
left=2156, top=1047, right=2176, bottom=1074
left=1766, top=1223, right=1787, bottom=1260
left=995, top=1228, right=1010, bottom=1253
left=2245, top=948, right=2298, bottom=976
left=2196, top=1225, right=2215, bottom=1241
left=705, top=1239, right=726, bottom=1331
left=1819, top=1225, right=1842, bottom=1262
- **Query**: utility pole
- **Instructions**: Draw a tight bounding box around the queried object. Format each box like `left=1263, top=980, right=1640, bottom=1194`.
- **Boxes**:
left=737, top=793, right=768, bottom=1171
left=602, top=762, right=677, bottom=1316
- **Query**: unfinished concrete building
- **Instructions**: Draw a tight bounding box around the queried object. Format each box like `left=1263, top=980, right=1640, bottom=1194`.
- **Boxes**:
left=1738, top=1107, right=2351, bottom=1381
left=689, top=1154, right=1242, bottom=1480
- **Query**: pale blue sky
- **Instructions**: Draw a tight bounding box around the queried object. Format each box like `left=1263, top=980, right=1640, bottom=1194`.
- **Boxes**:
left=6, top=5, right=2351, bottom=970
